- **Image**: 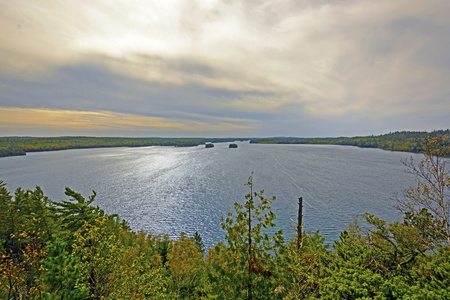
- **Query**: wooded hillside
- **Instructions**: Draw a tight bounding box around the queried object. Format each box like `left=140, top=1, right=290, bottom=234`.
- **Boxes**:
left=0, top=137, right=240, bottom=158
left=250, top=129, right=450, bottom=156
left=1, top=130, right=449, bottom=158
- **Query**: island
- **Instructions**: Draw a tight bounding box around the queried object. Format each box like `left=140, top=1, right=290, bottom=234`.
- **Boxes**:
left=1, top=130, right=449, bottom=158
left=0, top=137, right=241, bottom=158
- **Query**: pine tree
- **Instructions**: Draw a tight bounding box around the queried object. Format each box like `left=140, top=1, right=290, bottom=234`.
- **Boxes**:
left=211, top=175, right=284, bottom=299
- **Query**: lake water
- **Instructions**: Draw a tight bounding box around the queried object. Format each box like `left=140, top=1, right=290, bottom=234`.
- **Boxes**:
left=0, top=142, right=421, bottom=248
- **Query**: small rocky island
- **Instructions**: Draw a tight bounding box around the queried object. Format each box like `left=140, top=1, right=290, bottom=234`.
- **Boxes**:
left=229, top=143, right=238, bottom=148
left=205, top=143, right=214, bottom=148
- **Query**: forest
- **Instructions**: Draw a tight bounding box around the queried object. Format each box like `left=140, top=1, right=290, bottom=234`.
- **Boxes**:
left=1, top=130, right=449, bottom=158
left=0, top=136, right=449, bottom=299
left=250, top=130, right=450, bottom=156
left=0, top=137, right=242, bottom=158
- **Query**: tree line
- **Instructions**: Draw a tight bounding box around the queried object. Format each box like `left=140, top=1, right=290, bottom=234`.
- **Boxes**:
left=0, top=137, right=242, bottom=158
left=2, top=130, right=449, bottom=159
left=250, top=129, right=450, bottom=156
left=1, top=136, right=449, bottom=299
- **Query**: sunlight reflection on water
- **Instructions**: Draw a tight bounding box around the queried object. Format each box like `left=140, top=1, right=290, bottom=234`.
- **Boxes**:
left=0, top=142, right=420, bottom=248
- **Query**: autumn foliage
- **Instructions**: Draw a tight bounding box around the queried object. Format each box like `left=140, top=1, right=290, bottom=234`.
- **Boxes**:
left=1, top=134, right=449, bottom=299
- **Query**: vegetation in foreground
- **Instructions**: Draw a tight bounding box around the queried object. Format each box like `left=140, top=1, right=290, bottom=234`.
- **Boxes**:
left=0, top=136, right=449, bottom=299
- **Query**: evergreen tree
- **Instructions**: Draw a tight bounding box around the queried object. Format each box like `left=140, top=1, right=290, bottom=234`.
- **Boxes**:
left=42, top=238, right=89, bottom=299
left=211, top=175, right=284, bottom=299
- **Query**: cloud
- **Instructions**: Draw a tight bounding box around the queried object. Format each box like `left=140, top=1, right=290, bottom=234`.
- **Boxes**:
left=0, top=107, right=257, bottom=136
left=0, top=0, right=449, bottom=136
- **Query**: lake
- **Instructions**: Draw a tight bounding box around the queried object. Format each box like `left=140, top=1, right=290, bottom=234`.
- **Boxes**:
left=0, top=142, right=421, bottom=248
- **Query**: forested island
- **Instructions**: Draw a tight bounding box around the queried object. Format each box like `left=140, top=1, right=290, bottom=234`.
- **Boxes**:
left=1, top=136, right=449, bottom=299
left=0, top=130, right=449, bottom=158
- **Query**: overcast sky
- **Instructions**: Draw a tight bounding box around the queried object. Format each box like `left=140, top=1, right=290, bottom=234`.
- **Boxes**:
left=1, top=0, right=449, bottom=137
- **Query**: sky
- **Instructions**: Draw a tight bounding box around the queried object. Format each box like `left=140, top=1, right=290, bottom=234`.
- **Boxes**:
left=1, top=0, right=449, bottom=138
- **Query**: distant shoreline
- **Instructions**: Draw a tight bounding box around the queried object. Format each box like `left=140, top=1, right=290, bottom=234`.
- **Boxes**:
left=250, top=130, right=450, bottom=157
left=0, top=136, right=246, bottom=158
left=1, top=130, right=449, bottom=158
